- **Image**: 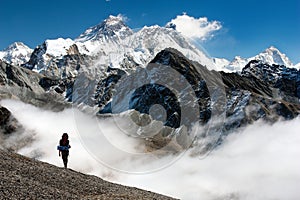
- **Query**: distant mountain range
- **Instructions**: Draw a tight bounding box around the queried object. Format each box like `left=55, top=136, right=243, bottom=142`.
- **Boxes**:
left=1, top=15, right=300, bottom=153
left=1, top=15, right=299, bottom=73
left=213, top=46, right=298, bottom=72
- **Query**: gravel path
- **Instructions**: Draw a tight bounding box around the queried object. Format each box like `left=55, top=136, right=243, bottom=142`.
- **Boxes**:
left=0, top=149, right=177, bottom=199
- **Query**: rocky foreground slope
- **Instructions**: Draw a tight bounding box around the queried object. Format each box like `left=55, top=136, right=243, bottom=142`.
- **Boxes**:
left=0, top=149, right=175, bottom=199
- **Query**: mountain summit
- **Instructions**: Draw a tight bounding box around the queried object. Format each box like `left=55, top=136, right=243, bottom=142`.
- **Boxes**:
left=76, top=15, right=133, bottom=42
left=254, top=46, right=293, bottom=67
left=0, top=42, right=33, bottom=66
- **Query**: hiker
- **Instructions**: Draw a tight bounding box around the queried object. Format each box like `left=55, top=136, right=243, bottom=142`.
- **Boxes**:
left=57, top=133, right=71, bottom=168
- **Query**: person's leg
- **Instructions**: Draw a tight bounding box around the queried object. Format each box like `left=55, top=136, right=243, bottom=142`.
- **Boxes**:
left=62, top=151, right=68, bottom=168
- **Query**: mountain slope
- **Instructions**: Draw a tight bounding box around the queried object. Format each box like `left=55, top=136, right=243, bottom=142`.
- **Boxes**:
left=0, top=148, right=175, bottom=199
left=0, top=59, right=70, bottom=110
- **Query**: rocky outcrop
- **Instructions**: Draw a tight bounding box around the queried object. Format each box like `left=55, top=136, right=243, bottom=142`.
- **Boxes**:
left=67, top=44, right=80, bottom=55
left=23, top=42, right=94, bottom=79
left=242, top=60, right=300, bottom=102
left=219, top=60, right=300, bottom=132
left=0, top=106, right=28, bottom=152
left=0, top=60, right=70, bottom=111
left=0, top=106, right=22, bottom=135
left=0, top=149, right=176, bottom=199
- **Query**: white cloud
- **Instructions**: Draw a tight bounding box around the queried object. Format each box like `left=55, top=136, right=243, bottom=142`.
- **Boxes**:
left=168, top=13, right=222, bottom=41
left=2, top=99, right=300, bottom=200
left=115, top=13, right=128, bottom=23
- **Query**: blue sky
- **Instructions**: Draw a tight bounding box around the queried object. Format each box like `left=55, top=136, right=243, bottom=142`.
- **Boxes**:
left=0, top=0, right=299, bottom=63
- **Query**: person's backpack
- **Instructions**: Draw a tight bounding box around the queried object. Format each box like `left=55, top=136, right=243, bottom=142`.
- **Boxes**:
left=57, top=145, right=70, bottom=151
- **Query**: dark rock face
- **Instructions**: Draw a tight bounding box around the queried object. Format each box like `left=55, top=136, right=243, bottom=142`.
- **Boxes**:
left=242, top=60, right=300, bottom=102
left=0, top=106, right=22, bottom=135
left=96, top=67, right=126, bottom=112
left=22, top=42, right=47, bottom=70
left=130, top=83, right=182, bottom=128
left=0, top=60, right=70, bottom=111
left=23, top=43, right=94, bottom=79
left=220, top=60, right=300, bottom=132
left=150, top=48, right=211, bottom=124
left=1, top=59, right=43, bottom=90
left=97, top=48, right=212, bottom=130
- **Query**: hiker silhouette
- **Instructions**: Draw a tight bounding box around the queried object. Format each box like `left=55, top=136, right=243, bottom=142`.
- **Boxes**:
left=57, top=133, right=71, bottom=168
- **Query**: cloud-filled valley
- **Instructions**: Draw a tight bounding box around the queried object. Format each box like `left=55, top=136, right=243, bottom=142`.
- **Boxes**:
left=1, top=99, right=300, bottom=200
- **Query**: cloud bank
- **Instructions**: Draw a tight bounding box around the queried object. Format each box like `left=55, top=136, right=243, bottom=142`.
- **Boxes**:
left=167, top=13, right=222, bottom=41
left=1, top=99, right=300, bottom=200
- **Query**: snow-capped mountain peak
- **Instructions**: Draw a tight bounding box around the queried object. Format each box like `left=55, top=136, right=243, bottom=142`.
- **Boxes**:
left=4, top=42, right=29, bottom=51
left=253, top=46, right=293, bottom=67
left=213, top=46, right=296, bottom=72
left=131, top=24, right=214, bottom=69
left=212, top=58, right=230, bottom=71
left=105, top=15, right=124, bottom=26
left=75, top=15, right=133, bottom=42
left=231, top=55, right=245, bottom=63
left=0, top=42, right=33, bottom=66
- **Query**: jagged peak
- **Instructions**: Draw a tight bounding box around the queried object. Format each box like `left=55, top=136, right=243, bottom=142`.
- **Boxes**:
left=263, top=46, right=282, bottom=54
left=4, top=42, right=32, bottom=51
left=150, top=47, right=190, bottom=65
left=104, top=14, right=125, bottom=26
left=267, top=45, right=278, bottom=50
left=254, top=46, right=293, bottom=67
left=232, top=55, right=246, bottom=60
left=158, top=47, right=186, bottom=56
left=0, top=42, right=33, bottom=66
left=76, top=14, right=133, bottom=42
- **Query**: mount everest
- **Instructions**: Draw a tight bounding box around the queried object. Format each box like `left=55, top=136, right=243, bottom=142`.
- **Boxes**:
left=1, top=15, right=298, bottom=74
